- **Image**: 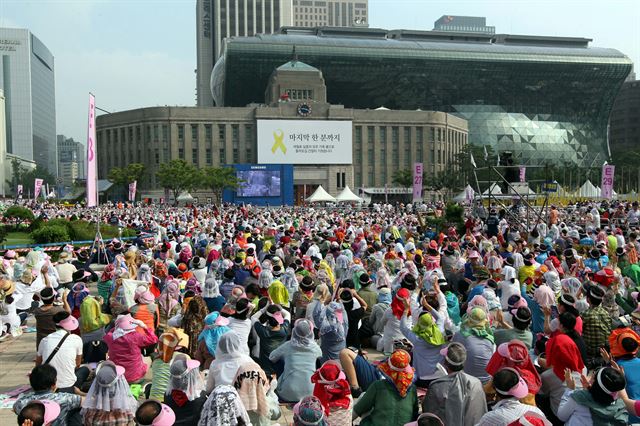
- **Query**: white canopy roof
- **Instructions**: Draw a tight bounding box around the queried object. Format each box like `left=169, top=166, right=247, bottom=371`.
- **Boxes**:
left=578, top=180, right=599, bottom=197
left=335, top=186, right=363, bottom=202
left=483, top=183, right=503, bottom=195
left=453, top=185, right=475, bottom=203
left=306, top=185, right=336, bottom=203
left=176, top=192, right=194, bottom=202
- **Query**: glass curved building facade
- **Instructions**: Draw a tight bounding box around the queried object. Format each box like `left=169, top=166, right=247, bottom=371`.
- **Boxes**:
left=211, top=28, right=632, bottom=166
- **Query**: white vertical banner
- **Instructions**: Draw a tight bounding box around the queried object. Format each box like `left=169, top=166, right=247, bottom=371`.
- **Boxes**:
left=34, top=178, right=44, bottom=199
left=17, top=184, right=23, bottom=199
left=86, top=93, right=98, bottom=207
left=412, top=162, right=423, bottom=202
left=128, top=180, right=137, bottom=202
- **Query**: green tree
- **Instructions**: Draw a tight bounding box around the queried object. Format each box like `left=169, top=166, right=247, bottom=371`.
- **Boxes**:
left=392, top=169, right=413, bottom=202
left=4, top=205, right=35, bottom=226
left=202, top=167, right=242, bottom=204
left=107, top=163, right=146, bottom=198
left=156, top=160, right=200, bottom=204
left=392, top=169, right=413, bottom=189
left=426, top=171, right=460, bottom=200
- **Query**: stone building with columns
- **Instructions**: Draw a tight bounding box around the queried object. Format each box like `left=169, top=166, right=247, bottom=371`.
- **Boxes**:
left=96, top=60, right=467, bottom=204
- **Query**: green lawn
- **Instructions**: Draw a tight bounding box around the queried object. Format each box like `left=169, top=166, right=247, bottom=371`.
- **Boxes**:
left=3, top=231, right=33, bottom=247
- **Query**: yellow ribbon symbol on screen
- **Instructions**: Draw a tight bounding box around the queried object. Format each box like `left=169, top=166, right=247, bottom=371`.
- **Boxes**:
left=271, top=130, right=287, bottom=154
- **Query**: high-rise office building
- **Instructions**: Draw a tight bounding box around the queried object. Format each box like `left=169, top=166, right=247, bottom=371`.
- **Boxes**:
left=433, top=15, right=495, bottom=34
left=196, top=0, right=294, bottom=106
left=0, top=28, right=57, bottom=175
left=609, top=79, right=640, bottom=160
left=57, top=135, right=85, bottom=180
left=292, top=0, right=368, bottom=27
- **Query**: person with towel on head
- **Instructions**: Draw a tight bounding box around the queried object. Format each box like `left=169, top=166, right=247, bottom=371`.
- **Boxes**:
left=80, top=360, right=138, bottom=426
left=269, top=318, right=322, bottom=402
left=103, top=314, right=158, bottom=383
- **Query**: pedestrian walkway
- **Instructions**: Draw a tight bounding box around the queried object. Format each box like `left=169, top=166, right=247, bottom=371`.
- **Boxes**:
left=0, top=320, right=38, bottom=424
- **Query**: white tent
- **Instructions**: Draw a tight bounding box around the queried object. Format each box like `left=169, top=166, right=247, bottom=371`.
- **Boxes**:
left=335, top=186, right=363, bottom=203
left=577, top=180, right=599, bottom=198
left=306, top=185, right=336, bottom=203
left=483, top=183, right=503, bottom=195
left=453, top=185, right=475, bottom=203
left=176, top=192, right=194, bottom=202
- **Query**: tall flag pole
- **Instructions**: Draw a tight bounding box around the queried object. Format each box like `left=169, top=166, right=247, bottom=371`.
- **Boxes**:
left=86, top=93, right=98, bottom=207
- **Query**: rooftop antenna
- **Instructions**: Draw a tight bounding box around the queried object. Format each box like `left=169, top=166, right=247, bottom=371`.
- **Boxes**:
left=292, top=45, right=298, bottom=63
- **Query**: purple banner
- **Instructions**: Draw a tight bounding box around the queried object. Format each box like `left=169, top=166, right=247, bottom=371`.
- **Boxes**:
left=34, top=178, right=44, bottom=199
left=128, top=180, right=137, bottom=202
left=519, top=167, right=526, bottom=183
left=412, top=162, right=423, bottom=202
left=86, top=94, right=98, bottom=207
left=464, top=186, right=475, bottom=205
left=601, top=164, right=615, bottom=199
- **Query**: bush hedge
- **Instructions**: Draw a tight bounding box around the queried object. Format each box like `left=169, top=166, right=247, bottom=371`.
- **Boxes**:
left=29, top=219, right=138, bottom=244
left=31, top=225, right=70, bottom=244
left=4, top=206, right=35, bottom=223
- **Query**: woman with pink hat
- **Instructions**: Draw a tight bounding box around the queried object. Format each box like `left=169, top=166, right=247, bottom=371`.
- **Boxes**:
left=135, top=400, right=176, bottom=426
left=476, top=368, right=546, bottom=425
left=130, top=288, right=160, bottom=335
left=194, top=311, right=231, bottom=369
left=17, top=400, right=61, bottom=426
left=103, top=314, right=158, bottom=383
left=163, top=354, right=207, bottom=425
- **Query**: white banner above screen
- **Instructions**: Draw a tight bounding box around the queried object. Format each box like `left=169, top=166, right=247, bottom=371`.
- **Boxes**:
left=257, top=120, right=353, bottom=164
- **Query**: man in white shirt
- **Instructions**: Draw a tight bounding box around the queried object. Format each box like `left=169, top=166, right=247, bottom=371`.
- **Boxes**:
left=55, top=253, right=77, bottom=290
left=14, top=271, right=44, bottom=313
left=36, top=311, right=88, bottom=394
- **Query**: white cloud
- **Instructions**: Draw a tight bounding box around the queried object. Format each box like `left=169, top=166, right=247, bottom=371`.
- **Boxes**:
left=56, top=48, right=195, bottom=141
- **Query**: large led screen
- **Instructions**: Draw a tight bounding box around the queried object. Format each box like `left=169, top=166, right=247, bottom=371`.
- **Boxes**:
left=236, top=170, right=281, bottom=197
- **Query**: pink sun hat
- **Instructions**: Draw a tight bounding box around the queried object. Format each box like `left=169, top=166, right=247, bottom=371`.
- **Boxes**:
left=56, top=314, right=79, bottom=331
left=40, top=400, right=61, bottom=425
left=495, top=367, right=529, bottom=399
left=266, top=309, right=285, bottom=325
left=114, top=314, right=138, bottom=331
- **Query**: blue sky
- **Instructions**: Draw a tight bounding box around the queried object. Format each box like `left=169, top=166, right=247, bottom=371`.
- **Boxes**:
left=1, top=0, right=639, bottom=143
